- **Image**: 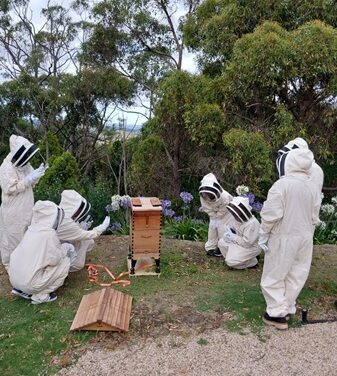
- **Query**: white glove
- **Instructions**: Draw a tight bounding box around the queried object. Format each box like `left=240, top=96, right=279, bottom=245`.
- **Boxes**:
left=93, top=216, right=111, bottom=235
left=79, top=215, right=93, bottom=230
left=62, top=243, right=77, bottom=264
left=258, top=233, right=270, bottom=253
left=24, top=163, right=45, bottom=186
left=223, top=226, right=237, bottom=242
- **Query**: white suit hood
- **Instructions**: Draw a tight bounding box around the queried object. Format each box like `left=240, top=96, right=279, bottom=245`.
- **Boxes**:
left=9, top=135, right=39, bottom=167
left=31, top=200, right=64, bottom=231
left=226, top=196, right=252, bottom=223
left=199, top=173, right=228, bottom=202
left=277, top=148, right=313, bottom=177
left=59, top=190, right=90, bottom=222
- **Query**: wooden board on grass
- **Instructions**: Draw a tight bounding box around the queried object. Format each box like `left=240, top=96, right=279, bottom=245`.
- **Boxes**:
left=70, top=287, right=132, bottom=332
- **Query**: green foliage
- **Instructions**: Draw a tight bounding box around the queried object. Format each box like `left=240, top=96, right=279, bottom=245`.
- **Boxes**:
left=314, top=197, right=337, bottom=244
left=163, top=218, right=208, bottom=242
left=184, top=103, right=225, bottom=147
left=34, top=152, right=81, bottom=203
left=222, top=129, right=272, bottom=195
left=128, top=135, right=173, bottom=196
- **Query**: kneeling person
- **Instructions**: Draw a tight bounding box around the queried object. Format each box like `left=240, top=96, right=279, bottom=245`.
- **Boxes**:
left=9, top=201, right=71, bottom=304
left=219, top=197, right=260, bottom=269
left=57, top=190, right=110, bottom=272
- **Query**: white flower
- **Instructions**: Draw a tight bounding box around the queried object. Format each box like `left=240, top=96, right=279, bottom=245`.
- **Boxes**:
left=236, top=185, right=249, bottom=196
left=331, top=229, right=337, bottom=236
left=110, top=195, right=121, bottom=211
left=321, top=204, right=335, bottom=215
left=332, top=196, right=337, bottom=205
left=318, top=221, right=326, bottom=230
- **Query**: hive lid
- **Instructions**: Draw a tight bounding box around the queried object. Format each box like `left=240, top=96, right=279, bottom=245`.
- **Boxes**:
left=131, top=197, right=162, bottom=212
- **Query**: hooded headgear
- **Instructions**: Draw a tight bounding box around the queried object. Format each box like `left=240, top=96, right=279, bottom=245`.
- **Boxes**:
left=59, top=190, right=91, bottom=222
left=276, top=148, right=313, bottom=178
left=10, top=135, right=39, bottom=167
left=31, top=200, right=64, bottom=230
left=276, top=137, right=310, bottom=173
left=226, top=196, right=252, bottom=223
left=199, top=173, right=224, bottom=201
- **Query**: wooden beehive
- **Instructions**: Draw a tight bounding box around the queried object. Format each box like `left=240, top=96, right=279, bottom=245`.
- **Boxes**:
left=70, top=288, right=132, bottom=332
left=129, top=197, right=162, bottom=274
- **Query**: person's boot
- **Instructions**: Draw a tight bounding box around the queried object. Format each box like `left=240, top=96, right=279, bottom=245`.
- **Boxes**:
left=262, top=312, right=288, bottom=330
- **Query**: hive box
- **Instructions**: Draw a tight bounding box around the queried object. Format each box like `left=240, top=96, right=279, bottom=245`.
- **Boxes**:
left=129, top=197, right=162, bottom=275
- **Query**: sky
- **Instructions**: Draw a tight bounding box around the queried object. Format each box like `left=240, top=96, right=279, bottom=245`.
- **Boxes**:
left=26, top=0, right=198, bottom=126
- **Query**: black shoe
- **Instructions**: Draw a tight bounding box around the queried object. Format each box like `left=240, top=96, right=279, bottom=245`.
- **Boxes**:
left=11, top=288, right=32, bottom=300
left=31, top=292, right=57, bottom=305
left=262, top=312, right=288, bottom=330
left=206, top=248, right=222, bottom=257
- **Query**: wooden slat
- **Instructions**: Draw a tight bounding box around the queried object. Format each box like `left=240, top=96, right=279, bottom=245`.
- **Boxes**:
left=70, top=288, right=132, bottom=332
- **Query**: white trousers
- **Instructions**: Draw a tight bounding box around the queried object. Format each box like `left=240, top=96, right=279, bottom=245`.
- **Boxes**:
left=69, top=239, right=95, bottom=272
left=260, top=235, right=313, bottom=317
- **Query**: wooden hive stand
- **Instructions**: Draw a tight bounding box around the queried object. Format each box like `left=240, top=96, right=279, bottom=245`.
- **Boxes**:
left=129, top=197, right=162, bottom=275
left=70, top=287, right=132, bottom=332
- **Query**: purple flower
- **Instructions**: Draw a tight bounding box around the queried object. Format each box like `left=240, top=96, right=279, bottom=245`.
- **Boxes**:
left=164, top=208, right=176, bottom=218
left=109, top=222, right=122, bottom=232
left=180, top=191, right=194, bottom=204
left=173, top=215, right=183, bottom=222
left=161, top=199, right=172, bottom=209
left=247, top=192, right=255, bottom=205
left=120, top=195, right=131, bottom=209
left=105, top=204, right=113, bottom=213
left=251, top=201, right=263, bottom=213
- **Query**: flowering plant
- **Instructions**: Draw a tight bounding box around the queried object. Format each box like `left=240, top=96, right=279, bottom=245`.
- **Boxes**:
left=105, top=194, right=131, bottom=235
left=314, top=197, right=337, bottom=244
left=235, top=185, right=263, bottom=213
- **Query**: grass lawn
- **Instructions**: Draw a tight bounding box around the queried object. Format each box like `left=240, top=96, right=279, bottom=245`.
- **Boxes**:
left=1, top=236, right=337, bottom=375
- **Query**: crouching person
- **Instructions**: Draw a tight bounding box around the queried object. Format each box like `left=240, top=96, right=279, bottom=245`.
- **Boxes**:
left=57, top=190, right=110, bottom=272
left=9, top=201, right=71, bottom=304
left=199, top=173, right=233, bottom=257
left=218, top=197, right=260, bottom=269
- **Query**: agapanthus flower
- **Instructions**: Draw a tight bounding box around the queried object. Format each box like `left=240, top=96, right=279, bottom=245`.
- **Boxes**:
left=120, top=195, right=131, bottom=209
left=110, top=195, right=121, bottom=211
left=161, top=199, right=172, bottom=209
left=180, top=191, right=194, bottom=204
left=321, top=204, right=335, bottom=215
left=251, top=201, right=263, bottom=213
left=236, top=185, right=249, bottom=196
left=331, top=229, right=337, bottom=236
left=246, top=192, right=255, bottom=205
left=332, top=196, right=337, bottom=205
left=109, top=222, right=122, bottom=232
left=105, top=204, right=114, bottom=213
left=318, top=221, right=327, bottom=230
left=173, top=215, right=183, bottom=223
left=163, top=208, right=176, bottom=218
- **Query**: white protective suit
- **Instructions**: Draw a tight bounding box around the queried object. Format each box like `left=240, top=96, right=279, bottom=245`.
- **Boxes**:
left=0, top=135, right=42, bottom=269
left=8, top=200, right=71, bottom=304
left=277, top=137, right=324, bottom=194
left=260, top=148, right=321, bottom=317
left=199, top=173, right=234, bottom=252
left=57, top=190, right=107, bottom=272
left=219, top=196, right=260, bottom=269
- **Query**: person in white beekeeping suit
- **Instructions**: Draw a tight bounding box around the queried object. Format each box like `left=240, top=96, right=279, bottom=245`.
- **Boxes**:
left=57, top=190, right=111, bottom=272
left=218, top=196, right=260, bottom=269
left=0, top=135, right=46, bottom=270
left=199, top=173, right=234, bottom=257
left=9, top=200, right=73, bottom=304
left=258, top=148, right=321, bottom=330
left=277, top=137, right=324, bottom=194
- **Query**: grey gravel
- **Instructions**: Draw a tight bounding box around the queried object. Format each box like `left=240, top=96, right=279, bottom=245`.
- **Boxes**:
left=57, top=322, right=337, bottom=376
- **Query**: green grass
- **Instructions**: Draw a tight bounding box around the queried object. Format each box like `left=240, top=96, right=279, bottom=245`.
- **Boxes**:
left=1, top=237, right=337, bottom=375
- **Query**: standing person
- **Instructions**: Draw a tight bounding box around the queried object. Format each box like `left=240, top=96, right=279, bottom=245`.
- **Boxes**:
left=199, top=173, right=233, bottom=257
left=259, top=148, right=321, bottom=330
left=57, top=190, right=110, bottom=272
left=0, top=135, right=46, bottom=270
left=9, top=201, right=72, bottom=304
left=219, top=196, right=260, bottom=269
left=277, top=137, right=324, bottom=193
